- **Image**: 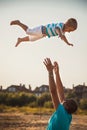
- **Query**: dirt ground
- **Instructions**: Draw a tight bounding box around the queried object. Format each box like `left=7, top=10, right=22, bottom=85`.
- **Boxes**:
left=0, top=113, right=87, bottom=130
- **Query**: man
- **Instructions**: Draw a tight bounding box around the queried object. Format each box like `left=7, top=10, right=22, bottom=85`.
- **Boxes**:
left=43, top=58, right=78, bottom=130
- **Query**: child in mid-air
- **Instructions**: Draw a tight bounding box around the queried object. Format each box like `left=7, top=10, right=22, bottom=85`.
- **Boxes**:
left=10, top=18, right=77, bottom=47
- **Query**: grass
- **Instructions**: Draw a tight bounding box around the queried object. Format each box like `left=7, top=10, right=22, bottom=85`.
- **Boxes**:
left=76, top=108, right=87, bottom=115
left=0, top=104, right=87, bottom=115
left=0, top=104, right=54, bottom=115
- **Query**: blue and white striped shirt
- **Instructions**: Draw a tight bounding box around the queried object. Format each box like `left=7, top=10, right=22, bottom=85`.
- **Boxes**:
left=46, top=22, right=64, bottom=38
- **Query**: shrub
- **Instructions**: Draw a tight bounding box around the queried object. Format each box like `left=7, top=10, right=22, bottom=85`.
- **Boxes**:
left=79, top=99, right=87, bottom=110
left=29, top=101, right=38, bottom=108
left=37, top=93, right=51, bottom=107
left=44, top=101, right=53, bottom=108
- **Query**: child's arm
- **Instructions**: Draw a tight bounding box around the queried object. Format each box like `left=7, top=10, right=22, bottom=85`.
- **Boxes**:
left=55, top=27, right=73, bottom=46
left=60, top=35, right=73, bottom=46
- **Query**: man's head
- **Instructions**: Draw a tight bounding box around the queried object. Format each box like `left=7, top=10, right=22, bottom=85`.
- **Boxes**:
left=64, top=18, right=77, bottom=32
left=63, top=99, right=78, bottom=114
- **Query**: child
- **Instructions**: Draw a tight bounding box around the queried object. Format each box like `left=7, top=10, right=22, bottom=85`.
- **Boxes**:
left=10, top=18, right=77, bottom=47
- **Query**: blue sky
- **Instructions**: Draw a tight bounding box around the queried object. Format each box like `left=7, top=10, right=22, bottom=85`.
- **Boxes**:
left=0, top=0, right=87, bottom=89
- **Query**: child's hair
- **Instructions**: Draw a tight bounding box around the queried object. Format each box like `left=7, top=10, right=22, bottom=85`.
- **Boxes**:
left=66, top=18, right=77, bottom=30
left=63, top=99, right=78, bottom=114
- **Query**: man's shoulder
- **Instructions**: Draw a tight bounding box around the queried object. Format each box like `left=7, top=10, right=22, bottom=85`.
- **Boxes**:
left=56, top=104, right=71, bottom=116
left=57, top=103, right=64, bottom=110
left=56, top=103, right=72, bottom=122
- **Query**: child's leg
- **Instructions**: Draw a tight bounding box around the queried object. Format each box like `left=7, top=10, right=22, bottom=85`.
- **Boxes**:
left=10, top=20, right=28, bottom=32
left=15, top=34, right=45, bottom=47
left=15, top=36, right=29, bottom=47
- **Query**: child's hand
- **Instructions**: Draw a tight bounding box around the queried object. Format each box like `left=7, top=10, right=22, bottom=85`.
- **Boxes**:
left=68, top=43, right=74, bottom=46
left=60, top=35, right=74, bottom=46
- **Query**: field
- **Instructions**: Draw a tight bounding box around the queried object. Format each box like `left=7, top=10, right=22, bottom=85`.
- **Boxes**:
left=0, top=113, right=87, bottom=130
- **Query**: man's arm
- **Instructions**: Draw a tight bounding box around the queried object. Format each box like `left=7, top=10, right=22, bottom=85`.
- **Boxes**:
left=43, top=58, right=60, bottom=109
left=53, top=62, right=65, bottom=103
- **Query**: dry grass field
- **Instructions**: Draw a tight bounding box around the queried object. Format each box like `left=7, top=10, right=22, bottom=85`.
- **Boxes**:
left=0, top=113, right=87, bottom=130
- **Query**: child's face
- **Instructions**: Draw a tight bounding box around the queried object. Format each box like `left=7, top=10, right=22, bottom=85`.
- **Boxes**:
left=65, top=26, right=75, bottom=33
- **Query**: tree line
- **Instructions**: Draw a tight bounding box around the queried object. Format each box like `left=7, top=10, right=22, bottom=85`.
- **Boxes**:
left=0, top=92, right=87, bottom=110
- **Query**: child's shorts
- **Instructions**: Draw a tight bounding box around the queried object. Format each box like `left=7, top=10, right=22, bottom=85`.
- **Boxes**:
left=26, top=25, right=45, bottom=41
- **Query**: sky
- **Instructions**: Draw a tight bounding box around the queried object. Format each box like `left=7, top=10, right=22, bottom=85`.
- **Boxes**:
left=0, top=0, right=87, bottom=89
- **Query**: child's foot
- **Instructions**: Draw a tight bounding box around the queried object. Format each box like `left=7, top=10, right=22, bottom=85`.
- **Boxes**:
left=10, top=20, right=20, bottom=25
left=15, top=38, right=22, bottom=47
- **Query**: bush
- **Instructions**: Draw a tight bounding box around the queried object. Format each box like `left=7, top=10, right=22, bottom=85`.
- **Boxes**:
left=37, top=93, right=51, bottom=107
left=66, top=92, right=76, bottom=99
left=0, top=92, right=52, bottom=107
left=0, top=104, right=7, bottom=112
left=79, top=99, right=87, bottom=110
left=0, top=92, right=37, bottom=107
left=44, top=101, right=53, bottom=108
left=0, top=92, right=8, bottom=104
left=29, top=102, right=38, bottom=108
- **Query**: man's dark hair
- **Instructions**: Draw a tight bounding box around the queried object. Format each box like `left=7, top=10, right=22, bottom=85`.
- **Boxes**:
left=63, top=99, right=78, bottom=114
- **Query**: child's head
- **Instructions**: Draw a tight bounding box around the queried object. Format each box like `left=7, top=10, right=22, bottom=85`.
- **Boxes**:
left=63, top=99, right=78, bottom=114
left=64, top=18, right=77, bottom=32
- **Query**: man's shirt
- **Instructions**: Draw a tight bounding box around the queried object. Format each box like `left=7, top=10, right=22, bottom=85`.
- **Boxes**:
left=46, top=104, right=72, bottom=130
